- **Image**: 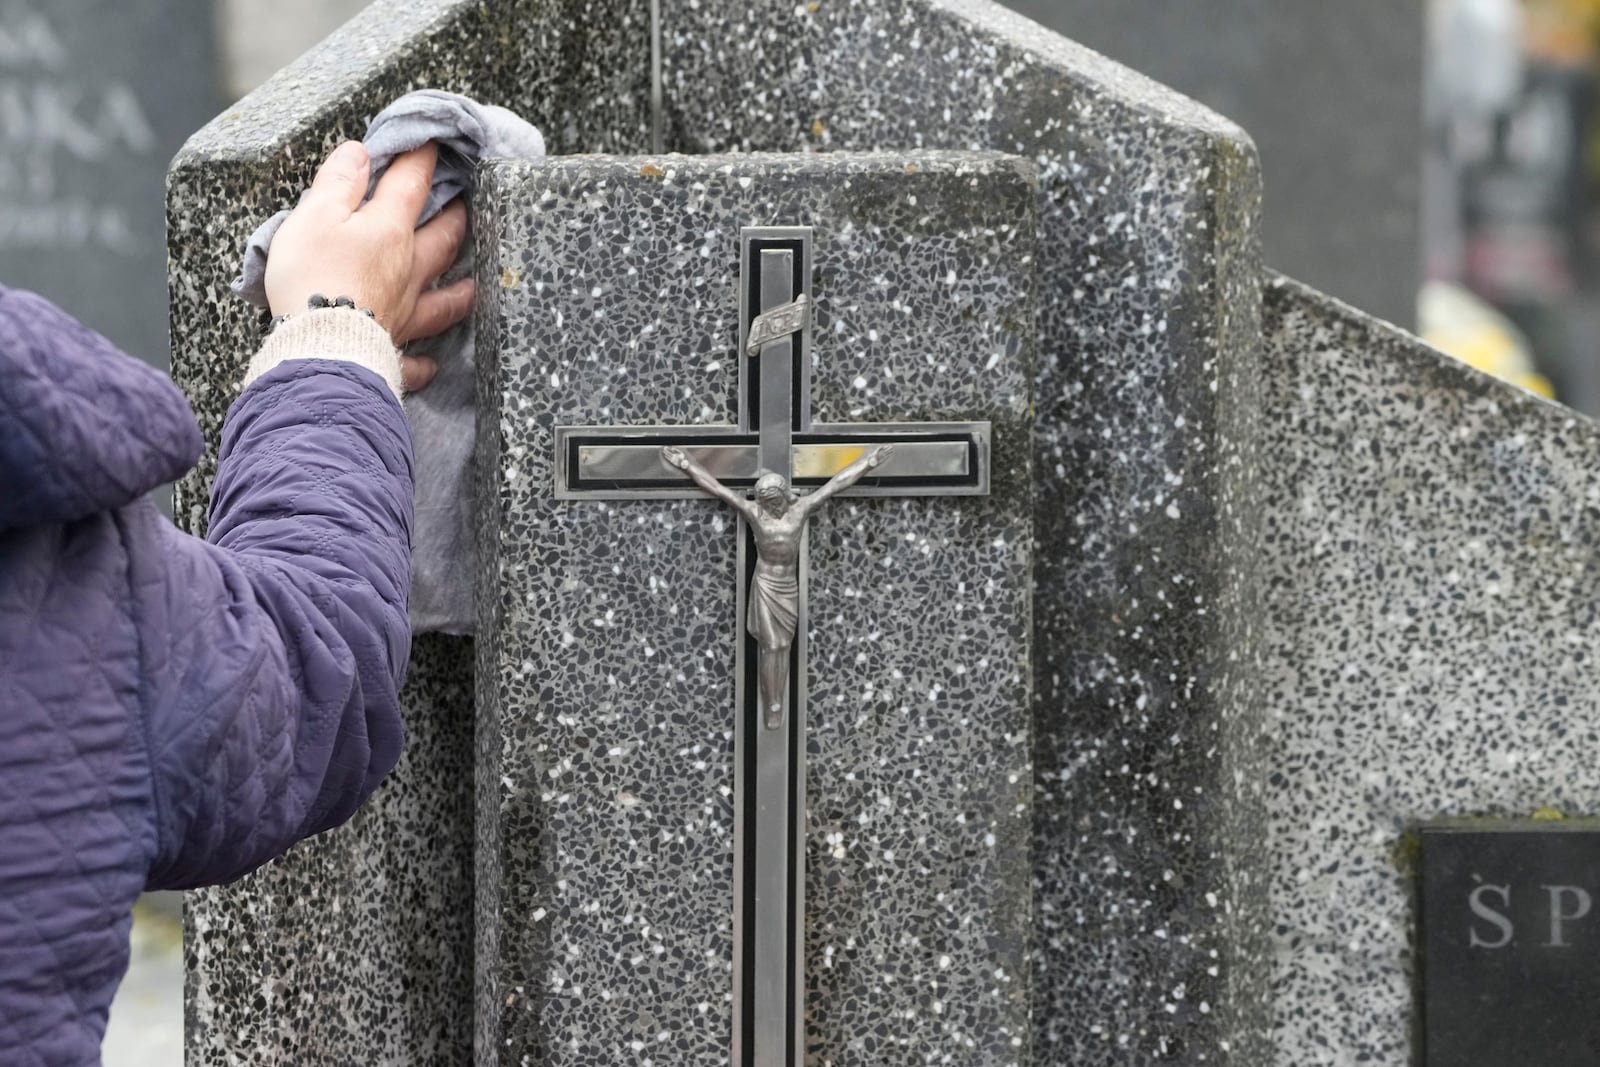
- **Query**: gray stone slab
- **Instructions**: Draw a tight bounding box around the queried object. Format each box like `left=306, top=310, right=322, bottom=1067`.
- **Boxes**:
left=0, top=2, right=218, bottom=369
left=168, top=1, right=651, bottom=1061
left=473, top=151, right=1038, bottom=1064
left=1221, top=276, right=1600, bottom=1064
left=661, top=2, right=1264, bottom=1060
left=996, top=0, right=1425, bottom=327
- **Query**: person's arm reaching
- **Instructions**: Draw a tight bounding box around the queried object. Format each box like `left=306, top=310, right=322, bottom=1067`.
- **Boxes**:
left=141, top=142, right=474, bottom=888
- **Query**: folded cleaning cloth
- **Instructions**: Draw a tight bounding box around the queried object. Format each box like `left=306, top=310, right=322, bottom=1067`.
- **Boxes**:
left=234, top=90, right=546, bottom=635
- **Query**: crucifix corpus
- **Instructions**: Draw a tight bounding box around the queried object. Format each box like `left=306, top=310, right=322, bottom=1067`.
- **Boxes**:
left=554, top=226, right=992, bottom=1066
left=661, top=441, right=893, bottom=728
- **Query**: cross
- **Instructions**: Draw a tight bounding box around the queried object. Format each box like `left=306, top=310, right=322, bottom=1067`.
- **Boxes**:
left=554, top=226, right=991, bottom=1067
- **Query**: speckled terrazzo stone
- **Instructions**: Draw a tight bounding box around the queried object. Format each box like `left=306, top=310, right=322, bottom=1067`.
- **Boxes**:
left=168, top=0, right=651, bottom=1061
left=1214, top=276, right=1600, bottom=1065
left=661, top=1, right=1263, bottom=1060
left=473, top=152, right=1038, bottom=1064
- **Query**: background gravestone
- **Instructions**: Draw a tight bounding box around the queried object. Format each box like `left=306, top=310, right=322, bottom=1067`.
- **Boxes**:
left=1216, top=277, right=1600, bottom=1064
left=0, top=1, right=218, bottom=370
left=220, top=0, right=366, bottom=100
left=999, top=0, right=1425, bottom=327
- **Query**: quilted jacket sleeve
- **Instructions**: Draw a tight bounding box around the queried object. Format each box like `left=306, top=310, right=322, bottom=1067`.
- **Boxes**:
left=140, top=354, right=414, bottom=890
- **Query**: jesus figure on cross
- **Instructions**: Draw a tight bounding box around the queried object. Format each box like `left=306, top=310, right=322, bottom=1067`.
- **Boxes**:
left=662, top=443, right=894, bottom=728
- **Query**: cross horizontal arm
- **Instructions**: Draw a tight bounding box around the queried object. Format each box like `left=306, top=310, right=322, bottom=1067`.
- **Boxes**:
left=555, top=422, right=991, bottom=499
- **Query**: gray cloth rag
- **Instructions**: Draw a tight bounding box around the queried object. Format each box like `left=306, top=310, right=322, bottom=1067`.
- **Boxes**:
left=233, top=90, right=546, bottom=635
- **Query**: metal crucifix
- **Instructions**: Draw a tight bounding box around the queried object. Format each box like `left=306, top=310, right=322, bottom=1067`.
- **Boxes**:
left=554, top=226, right=991, bottom=1067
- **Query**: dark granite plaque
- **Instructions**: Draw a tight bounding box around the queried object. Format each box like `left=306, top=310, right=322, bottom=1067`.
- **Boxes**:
left=0, top=2, right=218, bottom=369
left=1419, top=823, right=1600, bottom=1067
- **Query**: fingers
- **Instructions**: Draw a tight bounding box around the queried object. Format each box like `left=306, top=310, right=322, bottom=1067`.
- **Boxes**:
left=301, top=141, right=371, bottom=218
left=401, top=276, right=475, bottom=344
left=368, top=143, right=439, bottom=224
left=412, top=198, right=469, bottom=283
left=400, top=354, right=438, bottom=394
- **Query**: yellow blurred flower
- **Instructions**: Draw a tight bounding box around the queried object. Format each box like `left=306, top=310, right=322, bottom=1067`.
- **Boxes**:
left=1418, top=281, right=1557, bottom=398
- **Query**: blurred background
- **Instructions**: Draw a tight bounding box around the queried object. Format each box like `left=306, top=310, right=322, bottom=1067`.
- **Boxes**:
left=8, top=0, right=1600, bottom=1063
left=1419, top=0, right=1600, bottom=405
left=1005, top=0, right=1600, bottom=410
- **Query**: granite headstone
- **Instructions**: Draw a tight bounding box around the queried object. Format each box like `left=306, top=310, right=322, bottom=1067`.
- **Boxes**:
left=167, top=1, right=1600, bottom=1064
left=175, top=0, right=1261, bottom=1062
left=0, top=0, right=217, bottom=369
left=1220, top=277, right=1600, bottom=1064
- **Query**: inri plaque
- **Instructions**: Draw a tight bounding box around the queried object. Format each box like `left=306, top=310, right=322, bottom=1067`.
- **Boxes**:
left=1418, top=822, right=1600, bottom=1067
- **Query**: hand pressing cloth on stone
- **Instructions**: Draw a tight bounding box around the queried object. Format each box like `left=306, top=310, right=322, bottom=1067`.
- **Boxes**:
left=234, top=89, right=547, bottom=635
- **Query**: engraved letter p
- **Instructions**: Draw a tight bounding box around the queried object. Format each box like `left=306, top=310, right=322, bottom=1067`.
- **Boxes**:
left=1543, top=885, right=1593, bottom=947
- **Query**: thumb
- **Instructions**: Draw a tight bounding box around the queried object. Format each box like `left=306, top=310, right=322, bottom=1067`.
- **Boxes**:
left=303, top=140, right=371, bottom=217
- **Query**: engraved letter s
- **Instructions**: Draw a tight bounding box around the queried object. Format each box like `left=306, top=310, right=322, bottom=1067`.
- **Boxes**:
left=1468, top=884, right=1514, bottom=949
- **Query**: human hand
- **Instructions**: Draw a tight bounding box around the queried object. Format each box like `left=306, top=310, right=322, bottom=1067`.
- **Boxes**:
left=264, top=141, right=475, bottom=392
left=867, top=444, right=895, bottom=468
left=662, top=446, right=690, bottom=470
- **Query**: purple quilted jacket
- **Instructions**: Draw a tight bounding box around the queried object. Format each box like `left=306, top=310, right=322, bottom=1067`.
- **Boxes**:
left=0, top=286, right=413, bottom=1065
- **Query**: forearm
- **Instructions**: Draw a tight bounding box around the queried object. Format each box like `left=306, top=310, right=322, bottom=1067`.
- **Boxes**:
left=144, top=319, right=417, bottom=888
left=687, top=466, right=746, bottom=509
left=143, top=519, right=408, bottom=886
left=807, top=461, right=871, bottom=510
left=209, top=354, right=414, bottom=677
left=140, top=354, right=419, bottom=884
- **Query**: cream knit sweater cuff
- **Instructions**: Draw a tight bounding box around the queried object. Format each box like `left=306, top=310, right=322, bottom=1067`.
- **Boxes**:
left=241, top=308, right=402, bottom=400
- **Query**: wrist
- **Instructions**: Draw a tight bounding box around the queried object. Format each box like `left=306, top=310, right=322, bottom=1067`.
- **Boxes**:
left=244, top=306, right=402, bottom=400
left=267, top=293, right=379, bottom=333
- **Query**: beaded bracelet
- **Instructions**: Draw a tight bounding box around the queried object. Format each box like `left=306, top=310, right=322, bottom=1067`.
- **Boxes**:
left=266, top=294, right=378, bottom=333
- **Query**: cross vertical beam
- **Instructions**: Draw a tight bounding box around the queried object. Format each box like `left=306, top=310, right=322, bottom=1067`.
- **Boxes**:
left=740, top=236, right=808, bottom=1067
left=755, top=249, right=796, bottom=475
